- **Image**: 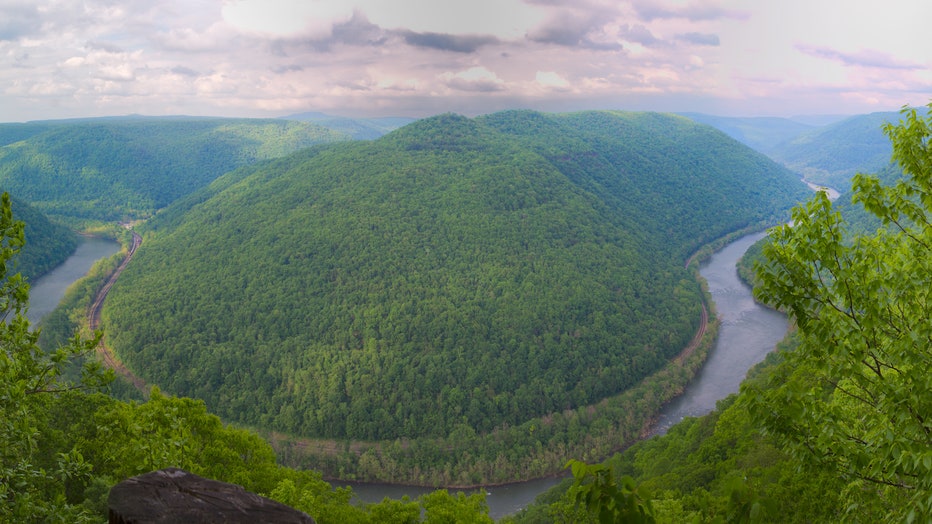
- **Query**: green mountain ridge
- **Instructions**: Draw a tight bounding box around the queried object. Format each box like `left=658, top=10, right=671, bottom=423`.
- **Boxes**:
left=0, top=117, right=350, bottom=224
left=766, top=110, right=907, bottom=188
left=100, top=110, right=808, bottom=479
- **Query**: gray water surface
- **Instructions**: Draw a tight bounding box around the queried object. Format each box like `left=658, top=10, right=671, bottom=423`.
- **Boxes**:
left=26, top=237, right=121, bottom=324
left=650, top=231, right=788, bottom=435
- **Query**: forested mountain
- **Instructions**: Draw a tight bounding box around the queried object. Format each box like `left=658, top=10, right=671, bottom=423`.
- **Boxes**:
left=8, top=193, right=78, bottom=279
left=766, top=110, right=906, bottom=189
left=100, top=110, right=808, bottom=483
left=0, top=117, right=349, bottom=224
left=282, top=111, right=415, bottom=139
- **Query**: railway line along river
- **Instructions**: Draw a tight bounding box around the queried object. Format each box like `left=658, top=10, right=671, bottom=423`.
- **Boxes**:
left=30, top=228, right=788, bottom=520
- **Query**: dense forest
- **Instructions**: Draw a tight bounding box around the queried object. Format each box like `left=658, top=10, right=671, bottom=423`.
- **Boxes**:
left=0, top=117, right=349, bottom=225
left=6, top=193, right=79, bottom=280
left=98, top=110, right=809, bottom=483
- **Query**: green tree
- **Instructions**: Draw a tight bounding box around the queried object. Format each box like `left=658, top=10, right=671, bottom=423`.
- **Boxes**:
left=749, top=104, right=932, bottom=521
left=565, top=459, right=655, bottom=523
left=0, top=192, right=108, bottom=523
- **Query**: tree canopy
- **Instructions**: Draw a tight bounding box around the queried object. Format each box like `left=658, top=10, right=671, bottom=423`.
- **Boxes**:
left=748, top=104, right=932, bottom=520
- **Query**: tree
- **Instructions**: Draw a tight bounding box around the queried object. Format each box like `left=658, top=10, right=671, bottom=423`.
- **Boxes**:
left=564, top=460, right=654, bottom=523
left=748, top=104, right=932, bottom=521
left=0, top=192, right=108, bottom=522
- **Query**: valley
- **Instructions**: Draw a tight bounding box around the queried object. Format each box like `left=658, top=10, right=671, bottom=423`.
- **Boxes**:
left=5, top=105, right=928, bottom=522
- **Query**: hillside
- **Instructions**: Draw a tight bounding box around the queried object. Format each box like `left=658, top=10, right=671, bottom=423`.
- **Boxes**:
left=5, top=192, right=78, bottom=280
left=766, top=110, right=906, bottom=189
left=0, top=117, right=349, bottom=224
left=101, top=110, right=809, bottom=483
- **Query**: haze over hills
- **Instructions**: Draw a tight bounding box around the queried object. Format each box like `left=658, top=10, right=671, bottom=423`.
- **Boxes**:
left=99, top=110, right=809, bottom=482
left=765, top=111, right=907, bottom=189
left=677, top=113, right=817, bottom=153
left=281, top=112, right=416, bottom=140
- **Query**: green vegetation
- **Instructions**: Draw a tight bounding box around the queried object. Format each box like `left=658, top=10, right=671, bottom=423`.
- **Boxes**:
left=749, top=105, right=932, bottom=520
left=100, top=110, right=808, bottom=484
left=767, top=110, right=910, bottom=189
left=515, top=105, right=932, bottom=523
left=0, top=191, right=493, bottom=523
left=8, top=193, right=79, bottom=280
left=0, top=117, right=349, bottom=225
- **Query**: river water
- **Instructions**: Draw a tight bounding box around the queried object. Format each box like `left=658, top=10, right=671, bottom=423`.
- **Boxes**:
left=26, top=236, right=120, bottom=324
left=27, top=230, right=788, bottom=520
left=341, top=230, right=789, bottom=519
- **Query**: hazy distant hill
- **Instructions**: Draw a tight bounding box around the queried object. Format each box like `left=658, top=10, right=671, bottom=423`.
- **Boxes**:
left=282, top=111, right=415, bottom=139
left=766, top=111, right=909, bottom=189
left=679, top=113, right=815, bottom=152
left=103, top=111, right=808, bottom=451
left=0, top=117, right=350, bottom=223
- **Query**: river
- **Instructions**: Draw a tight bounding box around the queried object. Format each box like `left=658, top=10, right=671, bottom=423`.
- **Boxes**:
left=339, top=229, right=789, bottom=519
left=26, top=236, right=121, bottom=324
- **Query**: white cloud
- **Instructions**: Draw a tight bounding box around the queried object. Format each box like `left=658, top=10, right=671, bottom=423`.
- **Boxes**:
left=536, top=71, right=570, bottom=90
left=440, top=66, right=505, bottom=92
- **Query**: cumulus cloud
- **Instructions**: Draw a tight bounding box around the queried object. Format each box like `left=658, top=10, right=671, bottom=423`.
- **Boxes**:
left=440, top=67, right=505, bottom=92
left=526, top=11, right=622, bottom=50
left=536, top=71, right=570, bottom=90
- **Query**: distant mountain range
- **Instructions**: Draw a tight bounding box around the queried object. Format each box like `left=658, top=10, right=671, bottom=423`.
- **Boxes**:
left=281, top=111, right=415, bottom=139
left=682, top=108, right=924, bottom=191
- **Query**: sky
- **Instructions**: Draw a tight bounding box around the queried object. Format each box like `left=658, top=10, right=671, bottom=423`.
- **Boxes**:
left=1, top=0, right=930, bottom=122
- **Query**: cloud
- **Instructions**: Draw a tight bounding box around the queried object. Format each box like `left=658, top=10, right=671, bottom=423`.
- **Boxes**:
left=440, top=67, right=505, bottom=92
left=675, top=32, right=719, bottom=46
left=536, top=71, right=570, bottom=90
left=618, top=24, right=660, bottom=47
left=398, top=31, right=499, bottom=53
left=632, top=1, right=747, bottom=21
left=171, top=66, right=200, bottom=77
left=0, top=2, right=42, bottom=41
left=526, top=11, right=622, bottom=50
left=328, top=11, right=386, bottom=47
left=796, top=45, right=923, bottom=70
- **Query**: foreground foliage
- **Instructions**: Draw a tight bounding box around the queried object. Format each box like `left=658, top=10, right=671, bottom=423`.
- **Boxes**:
left=749, top=105, right=932, bottom=520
